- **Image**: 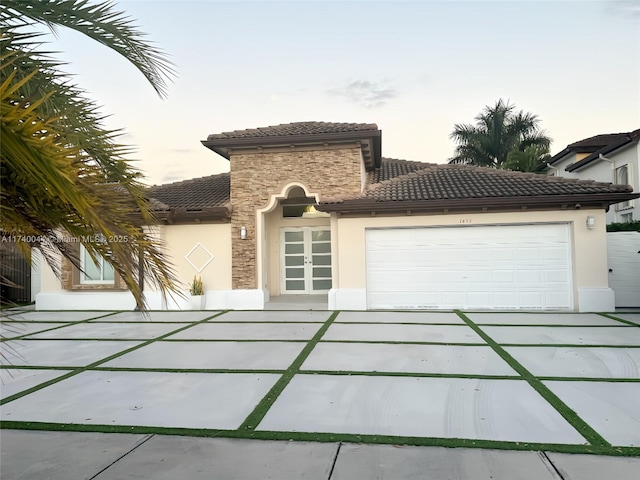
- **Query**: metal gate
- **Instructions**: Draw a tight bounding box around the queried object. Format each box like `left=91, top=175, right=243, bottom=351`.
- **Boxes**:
left=1, top=242, right=31, bottom=304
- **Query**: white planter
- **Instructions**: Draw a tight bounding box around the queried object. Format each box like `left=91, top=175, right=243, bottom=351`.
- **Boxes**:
left=190, top=295, right=205, bottom=310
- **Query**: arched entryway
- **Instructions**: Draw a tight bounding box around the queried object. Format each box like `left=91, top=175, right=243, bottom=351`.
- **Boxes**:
left=256, top=183, right=332, bottom=301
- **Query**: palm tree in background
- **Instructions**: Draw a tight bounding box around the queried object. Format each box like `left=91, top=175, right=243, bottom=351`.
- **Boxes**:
left=1, top=0, right=179, bottom=308
left=449, top=99, right=551, bottom=171
left=503, top=144, right=552, bottom=173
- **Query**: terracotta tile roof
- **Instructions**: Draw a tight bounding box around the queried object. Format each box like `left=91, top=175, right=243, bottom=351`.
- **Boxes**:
left=149, top=173, right=230, bottom=211
left=320, top=159, right=638, bottom=212
left=566, top=128, right=640, bottom=172
left=363, top=164, right=633, bottom=201
left=549, top=128, right=640, bottom=165
left=568, top=132, right=631, bottom=151
left=206, top=121, right=379, bottom=141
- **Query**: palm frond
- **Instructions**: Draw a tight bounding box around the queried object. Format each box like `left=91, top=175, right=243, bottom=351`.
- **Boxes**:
left=449, top=98, right=552, bottom=169
left=0, top=0, right=175, bottom=97
left=1, top=21, right=179, bottom=309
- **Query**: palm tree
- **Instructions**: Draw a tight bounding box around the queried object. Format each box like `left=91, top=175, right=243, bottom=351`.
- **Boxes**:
left=503, top=144, right=551, bottom=173
left=1, top=0, right=178, bottom=308
left=449, top=99, right=551, bottom=169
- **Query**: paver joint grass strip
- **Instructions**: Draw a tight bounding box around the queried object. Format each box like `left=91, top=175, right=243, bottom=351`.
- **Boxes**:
left=454, top=310, right=611, bottom=448
left=0, top=311, right=229, bottom=406
left=4, top=421, right=640, bottom=457
left=598, top=312, right=640, bottom=328
left=238, top=311, right=340, bottom=431
left=0, top=311, right=121, bottom=342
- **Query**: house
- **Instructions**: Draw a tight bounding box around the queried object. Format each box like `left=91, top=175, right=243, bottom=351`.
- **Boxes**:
left=546, top=129, right=639, bottom=224
left=36, top=122, right=639, bottom=312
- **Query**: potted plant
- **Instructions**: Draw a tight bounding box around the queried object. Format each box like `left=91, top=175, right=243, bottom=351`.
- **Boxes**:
left=189, top=275, right=205, bottom=310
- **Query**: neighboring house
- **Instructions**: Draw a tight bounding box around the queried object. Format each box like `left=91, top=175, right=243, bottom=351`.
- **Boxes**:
left=546, top=129, right=640, bottom=224
left=36, top=122, right=639, bottom=312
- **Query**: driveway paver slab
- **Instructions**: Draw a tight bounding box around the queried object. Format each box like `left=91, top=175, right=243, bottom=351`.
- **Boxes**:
left=215, top=311, right=332, bottom=322
left=481, top=326, right=640, bottom=345
left=0, top=430, right=149, bottom=480
left=467, top=313, right=623, bottom=326
left=103, top=341, right=305, bottom=370
left=98, top=311, right=215, bottom=322
left=26, top=322, right=185, bottom=340
left=258, top=375, right=586, bottom=444
left=1, top=311, right=108, bottom=322
left=505, top=346, right=640, bottom=378
left=166, top=322, right=322, bottom=341
left=302, top=343, right=516, bottom=376
left=0, top=322, right=70, bottom=339
left=322, top=324, right=485, bottom=344
left=331, top=443, right=560, bottom=480
left=1, top=368, right=71, bottom=399
left=94, top=436, right=337, bottom=480
left=543, top=381, right=640, bottom=447
left=0, top=340, right=141, bottom=367
left=1, top=370, right=280, bottom=430
left=335, top=311, right=464, bottom=324
left=546, top=452, right=640, bottom=480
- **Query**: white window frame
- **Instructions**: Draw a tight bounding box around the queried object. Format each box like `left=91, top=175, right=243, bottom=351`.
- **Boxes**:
left=615, top=164, right=632, bottom=211
left=80, top=245, right=115, bottom=285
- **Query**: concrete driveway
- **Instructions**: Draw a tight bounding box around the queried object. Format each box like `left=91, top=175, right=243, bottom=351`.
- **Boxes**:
left=1, top=309, right=639, bottom=478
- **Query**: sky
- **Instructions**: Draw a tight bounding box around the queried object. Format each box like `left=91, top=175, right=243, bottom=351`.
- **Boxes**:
left=48, top=0, right=639, bottom=185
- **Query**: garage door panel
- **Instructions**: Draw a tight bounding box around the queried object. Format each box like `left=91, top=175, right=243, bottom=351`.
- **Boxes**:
left=491, top=270, right=515, bottom=282
left=517, top=270, right=543, bottom=283
left=366, top=224, right=573, bottom=311
left=543, top=247, right=570, bottom=261
left=545, top=269, right=570, bottom=283
left=518, top=292, right=544, bottom=307
left=516, top=247, right=542, bottom=261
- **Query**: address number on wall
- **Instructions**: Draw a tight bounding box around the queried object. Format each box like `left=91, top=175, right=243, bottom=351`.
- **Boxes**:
left=459, top=219, right=472, bottom=224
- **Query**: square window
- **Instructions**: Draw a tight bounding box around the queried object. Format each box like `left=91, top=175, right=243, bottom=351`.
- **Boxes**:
left=80, top=246, right=115, bottom=284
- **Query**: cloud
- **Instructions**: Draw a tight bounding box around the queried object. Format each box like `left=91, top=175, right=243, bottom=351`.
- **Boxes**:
left=327, top=80, right=397, bottom=108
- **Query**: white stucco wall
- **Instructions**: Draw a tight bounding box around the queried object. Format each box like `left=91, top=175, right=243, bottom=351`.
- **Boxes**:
left=36, top=222, right=233, bottom=310
left=549, top=143, right=639, bottom=223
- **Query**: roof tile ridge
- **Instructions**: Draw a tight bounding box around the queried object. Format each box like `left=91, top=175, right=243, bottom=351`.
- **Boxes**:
left=380, top=157, right=436, bottom=170
left=448, top=163, right=631, bottom=188
left=151, top=171, right=230, bottom=189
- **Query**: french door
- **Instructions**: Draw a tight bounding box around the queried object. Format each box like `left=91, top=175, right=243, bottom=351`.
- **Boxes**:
left=281, top=227, right=332, bottom=294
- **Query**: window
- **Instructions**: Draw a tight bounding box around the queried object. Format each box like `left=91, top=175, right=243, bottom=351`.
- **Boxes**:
left=620, top=212, right=633, bottom=223
left=615, top=165, right=632, bottom=210
left=80, top=245, right=114, bottom=284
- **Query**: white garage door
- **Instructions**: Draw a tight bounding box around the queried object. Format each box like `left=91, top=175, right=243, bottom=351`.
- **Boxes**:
left=366, top=224, right=573, bottom=310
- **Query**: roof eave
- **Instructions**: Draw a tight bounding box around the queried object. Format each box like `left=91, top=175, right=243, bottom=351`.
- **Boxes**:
left=547, top=148, right=572, bottom=165
left=202, top=129, right=382, bottom=169
left=566, top=138, right=634, bottom=172
left=154, top=205, right=232, bottom=224
left=318, top=193, right=640, bottom=214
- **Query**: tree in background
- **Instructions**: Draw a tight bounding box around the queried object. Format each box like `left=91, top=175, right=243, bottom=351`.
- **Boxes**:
left=1, top=0, right=178, bottom=308
left=503, top=144, right=551, bottom=173
left=449, top=99, right=551, bottom=171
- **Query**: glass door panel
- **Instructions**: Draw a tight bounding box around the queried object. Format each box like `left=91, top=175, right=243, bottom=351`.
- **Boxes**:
left=281, top=227, right=332, bottom=293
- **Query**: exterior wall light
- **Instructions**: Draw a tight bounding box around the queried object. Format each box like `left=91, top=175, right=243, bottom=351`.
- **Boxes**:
left=240, top=226, right=247, bottom=240
left=586, top=216, right=596, bottom=230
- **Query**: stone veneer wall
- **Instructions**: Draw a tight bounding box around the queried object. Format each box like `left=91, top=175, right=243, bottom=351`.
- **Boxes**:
left=230, top=146, right=363, bottom=289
